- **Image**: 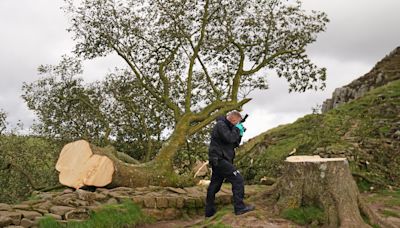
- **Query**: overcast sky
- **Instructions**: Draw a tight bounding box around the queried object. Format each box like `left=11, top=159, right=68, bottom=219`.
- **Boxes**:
left=0, top=0, right=399, bottom=141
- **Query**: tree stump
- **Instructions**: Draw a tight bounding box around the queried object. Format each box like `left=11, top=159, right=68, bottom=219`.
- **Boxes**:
left=267, top=155, right=392, bottom=228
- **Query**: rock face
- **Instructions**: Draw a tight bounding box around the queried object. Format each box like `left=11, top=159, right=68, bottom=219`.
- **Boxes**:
left=322, top=46, right=400, bottom=113
left=0, top=185, right=263, bottom=227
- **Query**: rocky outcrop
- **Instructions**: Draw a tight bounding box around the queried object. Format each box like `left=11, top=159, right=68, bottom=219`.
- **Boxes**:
left=0, top=185, right=263, bottom=227
left=322, top=46, right=400, bottom=113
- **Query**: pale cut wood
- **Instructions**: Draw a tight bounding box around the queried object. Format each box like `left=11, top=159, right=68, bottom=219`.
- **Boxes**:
left=285, top=155, right=346, bottom=163
left=56, top=140, right=114, bottom=189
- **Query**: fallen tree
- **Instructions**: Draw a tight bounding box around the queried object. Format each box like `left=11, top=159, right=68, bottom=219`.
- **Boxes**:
left=56, top=140, right=195, bottom=189
left=49, top=0, right=329, bottom=187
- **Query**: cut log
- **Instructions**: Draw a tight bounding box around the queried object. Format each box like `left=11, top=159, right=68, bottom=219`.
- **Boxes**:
left=55, top=140, right=195, bottom=190
left=55, top=140, right=153, bottom=189
left=266, top=155, right=394, bottom=228
left=56, top=140, right=115, bottom=189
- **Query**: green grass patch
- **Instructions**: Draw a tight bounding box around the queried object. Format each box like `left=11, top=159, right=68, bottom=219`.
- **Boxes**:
left=281, top=206, right=325, bottom=226
left=191, top=206, right=232, bottom=228
left=207, top=222, right=232, bottom=228
left=38, top=216, right=61, bottom=228
left=38, top=200, right=152, bottom=228
left=357, top=179, right=373, bottom=193
left=382, top=209, right=400, bottom=218
left=365, top=189, right=400, bottom=207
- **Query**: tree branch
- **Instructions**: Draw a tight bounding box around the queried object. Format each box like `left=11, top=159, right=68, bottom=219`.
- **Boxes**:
left=230, top=41, right=245, bottom=101
left=188, top=98, right=251, bottom=135
left=242, top=49, right=302, bottom=76
left=185, top=0, right=210, bottom=112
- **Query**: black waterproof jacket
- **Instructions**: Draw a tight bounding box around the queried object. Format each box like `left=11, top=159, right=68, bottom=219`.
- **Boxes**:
left=208, top=116, right=242, bottom=164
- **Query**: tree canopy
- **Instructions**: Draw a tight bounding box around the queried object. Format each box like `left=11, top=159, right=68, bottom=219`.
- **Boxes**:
left=24, top=0, right=329, bottom=174
left=64, top=0, right=328, bottom=135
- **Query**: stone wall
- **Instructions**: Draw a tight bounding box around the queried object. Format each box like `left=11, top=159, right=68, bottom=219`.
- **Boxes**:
left=0, top=185, right=262, bottom=228
left=322, top=46, right=400, bottom=113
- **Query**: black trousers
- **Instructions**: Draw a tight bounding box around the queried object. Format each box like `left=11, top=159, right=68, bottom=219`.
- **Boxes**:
left=205, top=159, right=245, bottom=216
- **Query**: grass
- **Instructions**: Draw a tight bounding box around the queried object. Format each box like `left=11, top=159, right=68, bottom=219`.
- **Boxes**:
left=38, top=200, right=152, bottom=228
left=382, top=209, right=400, bottom=218
left=237, top=80, right=400, bottom=187
left=365, top=189, right=400, bottom=207
left=281, top=206, right=325, bottom=226
left=191, top=206, right=232, bottom=228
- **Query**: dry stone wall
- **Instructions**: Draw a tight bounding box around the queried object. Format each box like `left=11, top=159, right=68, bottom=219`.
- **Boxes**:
left=0, top=185, right=261, bottom=228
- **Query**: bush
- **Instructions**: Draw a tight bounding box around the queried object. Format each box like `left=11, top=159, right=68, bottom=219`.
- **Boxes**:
left=0, top=135, right=62, bottom=203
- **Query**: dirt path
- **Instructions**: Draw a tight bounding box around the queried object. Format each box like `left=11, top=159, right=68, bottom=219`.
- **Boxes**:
left=138, top=202, right=301, bottom=228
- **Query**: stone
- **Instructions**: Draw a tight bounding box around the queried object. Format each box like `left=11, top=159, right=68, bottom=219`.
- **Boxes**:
left=105, top=198, right=118, bottom=205
left=184, top=187, right=203, bottom=196
left=63, top=188, right=74, bottom=194
left=65, top=209, right=90, bottom=221
left=108, top=191, right=129, bottom=199
left=15, top=210, right=41, bottom=220
left=95, top=188, right=110, bottom=194
left=0, top=203, right=12, bottom=211
left=67, top=199, right=88, bottom=207
left=19, top=199, right=45, bottom=206
left=0, top=211, right=22, bottom=225
left=33, top=200, right=53, bottom=211
left=194, top=197, right=204, bottom=207
left=176, top=197, right=184, bottom=208
left=156, top=197, right=168, bottom=209
left=0, top=215, right=13, bottom=227
left=37, top=192, right=56, bottom=201
left=31, top=208, right=48, bottom=216
left=167, top=197, right=177, bottom=208
left=166, top=187, right=186, bottom=194
left=142, top=209, right=164, bottom=220
left=184, top=197, right=196, bottom=208
left=76, top=189, right=96, bottom=201
left=108, top=187, right=134, bottom=193
left=143, top=197, right=156, bottom=208
left=115, top=196, right=131, bottom=203
left=93, top=192, right=108, bottom=201
left=20, top=218, right=34, bottom=228
left=131, top=196, right=144, bottom=207
left=51, top=193, right=76, bottom=206
left=49, top=206, right=75, bottom=216
left=218, top=194, right=232, bottom=204
left=163, top=208, right=181, bottom=220
left=12, top=204, right=31, bottom=210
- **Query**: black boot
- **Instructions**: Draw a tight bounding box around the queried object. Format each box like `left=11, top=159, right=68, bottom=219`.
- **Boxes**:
left=235, top=205, right=255, bottom=215
left=205, top=207, right=216, bottom=218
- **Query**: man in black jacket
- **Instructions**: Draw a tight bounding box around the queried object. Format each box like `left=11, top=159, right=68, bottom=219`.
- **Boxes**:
left=205, top=111, right=255, bottom=217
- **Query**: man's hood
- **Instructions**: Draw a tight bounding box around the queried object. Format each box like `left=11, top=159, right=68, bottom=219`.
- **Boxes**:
left=216, top=115, right=225, bottom=122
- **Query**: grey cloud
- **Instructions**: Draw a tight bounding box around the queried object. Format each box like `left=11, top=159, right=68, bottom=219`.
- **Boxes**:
left=0, top=0, right=399, bottom=140
left=302, top=0, right=400, bottom=64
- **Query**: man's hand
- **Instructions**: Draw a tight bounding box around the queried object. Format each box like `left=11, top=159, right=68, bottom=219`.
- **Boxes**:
left=235, top=123, right=246, bottom=136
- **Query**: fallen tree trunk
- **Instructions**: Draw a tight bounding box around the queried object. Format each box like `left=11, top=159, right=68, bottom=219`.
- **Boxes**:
left=266, top=155, right=394, bottom=228
left=55, top=140, right=194, bottom=189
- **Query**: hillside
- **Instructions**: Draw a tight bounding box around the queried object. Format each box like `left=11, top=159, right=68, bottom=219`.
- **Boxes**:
left=236, top=79, right=400, bottom=189
left=322, top=46, right=400, bottom=112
